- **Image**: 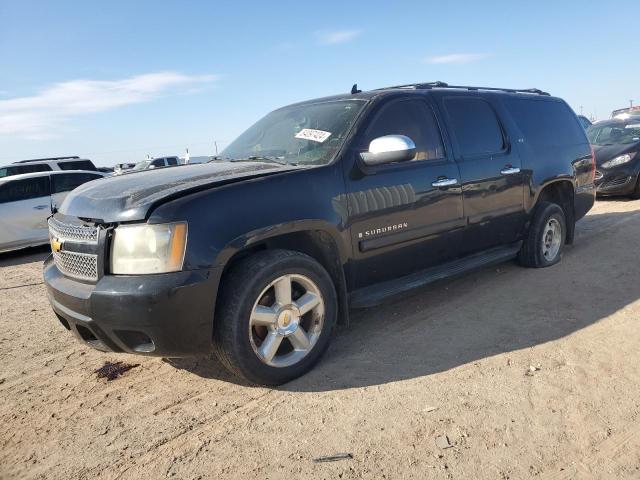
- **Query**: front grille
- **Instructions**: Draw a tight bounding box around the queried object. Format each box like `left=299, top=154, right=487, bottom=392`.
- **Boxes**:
left=48, top=217, right=101, bottom=281
left=601, top=176, right=631, bottom=190
left=48, top=217, right=98, bottom=243
left=52, top=250, right=99, bottom=282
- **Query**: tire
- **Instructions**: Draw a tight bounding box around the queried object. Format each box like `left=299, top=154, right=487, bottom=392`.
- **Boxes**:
left=213, top=249, right=337, bottom=385
left=519, top=201, right=566, bottom=268
left=630, top=176, right=640, bottom=200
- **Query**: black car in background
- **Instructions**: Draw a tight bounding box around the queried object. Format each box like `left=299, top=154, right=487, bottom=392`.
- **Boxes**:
left=587, top=119, right=640, bottom=198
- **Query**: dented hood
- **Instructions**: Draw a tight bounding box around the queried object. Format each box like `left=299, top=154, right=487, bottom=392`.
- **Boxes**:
left=59, top=161, right=296, bottom=223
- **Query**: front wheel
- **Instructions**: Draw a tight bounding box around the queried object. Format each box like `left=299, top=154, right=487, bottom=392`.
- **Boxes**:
left=519, top=201, right=567, bottom=268
left=213, top=250, right=337, bottom=385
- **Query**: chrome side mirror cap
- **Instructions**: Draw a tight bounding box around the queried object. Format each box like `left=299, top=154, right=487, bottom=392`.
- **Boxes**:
left=360, top=135, right=416, bottom=166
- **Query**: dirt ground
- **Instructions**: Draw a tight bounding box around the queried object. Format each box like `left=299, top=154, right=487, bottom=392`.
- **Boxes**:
left=1, top=199, right=640, bottom=480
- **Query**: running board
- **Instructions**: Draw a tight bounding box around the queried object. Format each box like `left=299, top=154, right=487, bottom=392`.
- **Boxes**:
left=349, top=242, right=522, bottom=309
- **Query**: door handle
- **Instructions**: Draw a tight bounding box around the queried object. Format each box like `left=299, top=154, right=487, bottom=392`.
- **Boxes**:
left=500, top=167, right=521, bottom=175
left=431, top=178, right=459, bottom=188
left=33, top=205, right=49, bottom=210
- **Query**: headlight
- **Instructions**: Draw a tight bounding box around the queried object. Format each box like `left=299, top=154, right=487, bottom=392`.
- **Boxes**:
left=110, top=222, right=188, bottom=274
left=601, top=152, right=636, bottom=169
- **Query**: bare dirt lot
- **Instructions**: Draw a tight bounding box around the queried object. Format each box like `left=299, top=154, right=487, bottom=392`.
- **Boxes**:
left=1, top=199, right=640, bottom=480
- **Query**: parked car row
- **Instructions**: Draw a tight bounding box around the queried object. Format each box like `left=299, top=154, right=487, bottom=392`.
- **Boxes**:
left=0, top=82, right=636, bottom=385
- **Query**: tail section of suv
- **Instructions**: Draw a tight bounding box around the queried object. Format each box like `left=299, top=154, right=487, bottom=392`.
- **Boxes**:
left=43, top=82, right=595, bottom=385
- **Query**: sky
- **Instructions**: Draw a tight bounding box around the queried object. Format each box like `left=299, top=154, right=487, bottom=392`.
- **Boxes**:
left=1, top=0, right=638, bottom=166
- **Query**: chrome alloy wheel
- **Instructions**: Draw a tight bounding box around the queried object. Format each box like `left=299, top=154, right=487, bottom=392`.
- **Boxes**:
left=249, top=274, right=325, bottom=368
left=541, top=218, right=562, bottom=261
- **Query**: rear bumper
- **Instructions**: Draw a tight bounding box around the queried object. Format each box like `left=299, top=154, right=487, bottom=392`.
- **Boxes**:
left=44, top=255, right=222, bottom=356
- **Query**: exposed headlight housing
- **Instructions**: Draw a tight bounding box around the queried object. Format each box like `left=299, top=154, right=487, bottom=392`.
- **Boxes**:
left=110, top=222, right=188, bottom=274
left=601, top=152, right=636, bottom=169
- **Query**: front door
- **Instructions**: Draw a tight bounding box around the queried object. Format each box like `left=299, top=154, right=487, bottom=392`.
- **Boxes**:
left=345, top=96, right=465, bottom=289
left=0, top=176, right=51, bottom=250
left=438, top=95, right=525, bottom=254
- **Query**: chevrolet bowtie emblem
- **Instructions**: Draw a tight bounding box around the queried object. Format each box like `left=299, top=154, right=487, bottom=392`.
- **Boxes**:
left=51, top=237, right=63, bottom=253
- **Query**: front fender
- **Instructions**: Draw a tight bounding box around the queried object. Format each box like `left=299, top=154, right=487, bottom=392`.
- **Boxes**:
left=147, top=164, right=351, bottom=271
left=215, top=219, right=349, bottom=267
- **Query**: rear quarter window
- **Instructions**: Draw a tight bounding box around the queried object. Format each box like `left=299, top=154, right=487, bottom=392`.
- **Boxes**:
left=504, top=98, right=586, bottom=147
left=52, top=173, right=102, bottom=194
left=58, top=160, right=96, bottom=171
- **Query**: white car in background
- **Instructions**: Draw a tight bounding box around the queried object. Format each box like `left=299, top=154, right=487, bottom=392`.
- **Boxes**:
left=0, top=156, right=98, bottom=179
left=0, top=170, right=105, bottom=253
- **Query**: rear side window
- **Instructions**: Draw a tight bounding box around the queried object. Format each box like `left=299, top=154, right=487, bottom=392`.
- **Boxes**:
left=58, top=160, right=96, bottom=171
left=505, top=98, right=586, bottom=147
left=0, top=164, right=52, bottom=178
left=444, top=97, right=504, bottom=157
left=0, top=177, right=50, bottom=203
left=363, top=99, right=445, bottom=161
left=52, top=173, right=102, bottom=194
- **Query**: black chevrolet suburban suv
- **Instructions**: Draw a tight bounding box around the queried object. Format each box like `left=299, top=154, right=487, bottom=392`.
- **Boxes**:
left=44, top=82, right=596, bottom=385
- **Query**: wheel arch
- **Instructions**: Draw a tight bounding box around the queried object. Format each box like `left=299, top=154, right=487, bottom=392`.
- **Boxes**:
left=532, top=179, right=576, bottom=244
left=215, top=223, right=350, bottom=326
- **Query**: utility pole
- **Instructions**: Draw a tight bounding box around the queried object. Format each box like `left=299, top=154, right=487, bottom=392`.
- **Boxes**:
left=631, top=99, right=634, bottom=109
left=580, top=105, right=584, bottom=115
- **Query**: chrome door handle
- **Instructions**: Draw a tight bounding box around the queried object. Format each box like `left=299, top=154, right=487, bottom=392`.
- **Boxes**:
left=33, top=205, right=49, bottom=210
left=431, top=178, right=458, bottom=188
left=500, top=167, right=521, bottom=175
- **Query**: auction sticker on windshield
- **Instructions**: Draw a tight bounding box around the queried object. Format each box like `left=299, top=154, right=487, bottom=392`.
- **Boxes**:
left=295, top=128, right=332, bottom=143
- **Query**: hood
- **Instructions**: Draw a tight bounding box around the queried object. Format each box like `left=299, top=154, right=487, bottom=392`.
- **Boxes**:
left=60, top=161, right=297, bottom=223
left=593, top=142, right=640, bottom=166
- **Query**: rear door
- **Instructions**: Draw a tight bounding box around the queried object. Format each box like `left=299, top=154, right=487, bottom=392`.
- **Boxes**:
left=51, top=172, right=103, bottom=209
left=440, top=95, right=525, bottom=253
left=0, top=177, right=51, bottom=250
left=346, top=96, right=465, bottom=288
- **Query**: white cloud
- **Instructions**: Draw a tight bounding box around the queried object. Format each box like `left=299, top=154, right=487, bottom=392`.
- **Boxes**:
left=0, top=72, right=217, bottom=139
left=425, top=53, right=487, bottom=64
left=316, top=29, right=362, bottom=45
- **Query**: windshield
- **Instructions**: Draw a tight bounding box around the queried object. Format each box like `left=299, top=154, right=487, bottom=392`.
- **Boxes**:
left=221, top=100, right=366, bottom=166
left=587, top=122, right=640, bottom=145
left=133, top=160, right=151, bottom=171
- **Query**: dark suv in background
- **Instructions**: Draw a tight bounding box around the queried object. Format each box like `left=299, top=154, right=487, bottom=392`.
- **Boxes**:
left=44, top=82, right=595, bottom=385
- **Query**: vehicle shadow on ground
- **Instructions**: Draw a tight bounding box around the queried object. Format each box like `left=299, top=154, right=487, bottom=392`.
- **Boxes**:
left=0, top=246, right=50, bottom=268
left=152, top=208, right=640, bottom=391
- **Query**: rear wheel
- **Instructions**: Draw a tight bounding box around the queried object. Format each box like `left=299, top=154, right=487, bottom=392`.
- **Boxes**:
left=519, top=201, right=566, bottom=268
left=213, top=250, right=337, bottom=385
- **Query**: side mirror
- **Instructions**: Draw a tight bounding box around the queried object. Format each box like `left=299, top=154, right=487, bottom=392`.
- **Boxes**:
left=360, top=135, right=416, bottom=166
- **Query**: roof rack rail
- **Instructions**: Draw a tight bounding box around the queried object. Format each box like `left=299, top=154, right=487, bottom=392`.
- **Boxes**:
left=13, top=156, right=80, bottom=164
left=376, top=82, right=549, bottom=96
